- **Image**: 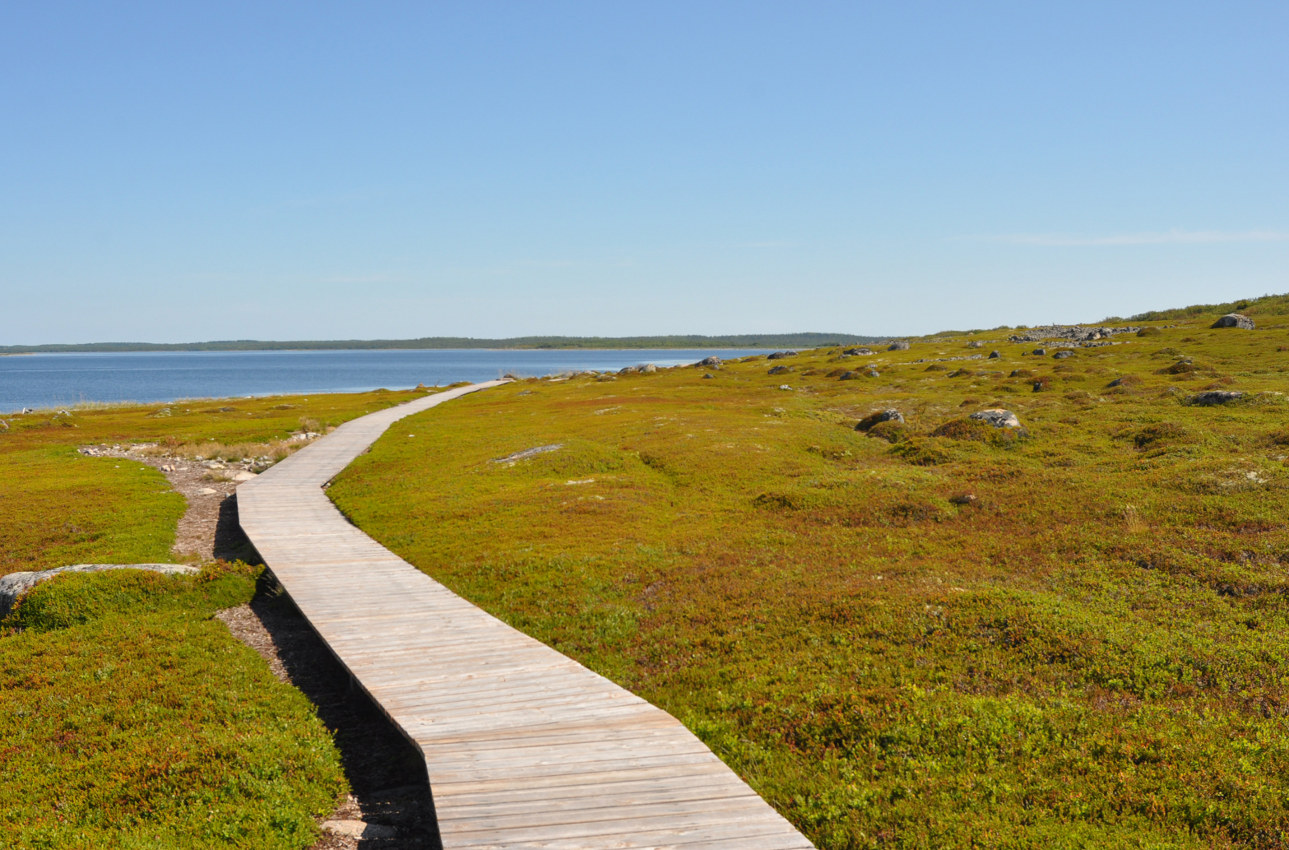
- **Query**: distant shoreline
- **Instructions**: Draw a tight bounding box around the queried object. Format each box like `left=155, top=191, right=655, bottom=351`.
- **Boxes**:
left=0, top=333, right=882, bottom=355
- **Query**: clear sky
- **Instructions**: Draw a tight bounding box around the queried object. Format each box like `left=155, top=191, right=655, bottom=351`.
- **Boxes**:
left=2, top=1, right=1285, bottom=344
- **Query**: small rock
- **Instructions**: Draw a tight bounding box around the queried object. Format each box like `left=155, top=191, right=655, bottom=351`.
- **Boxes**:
left=988, top=350, right=1001, bottom=359
left=839, top=370, right=860, bottom=380
left=1212, top=313, right=1255, bottom=330
left=1053, top=350, right=1075, bottom=359
left=231, top=470, right=257, bottom=482
left=322, top=820, right=399, bottom=840
left=855, top=409, right=904, bottom=431
left=768, top=365, right=793, bottom=375
left=888, top=341, right=911, bottom=351
left=969, top=409, right=1023, bottom=429
left=640, top=364, right=658, bottom=373
left=778, top=384, right=793, bottom=391
left=697, top=356, right=722, bottom=368
left=198, top=487, right=219, bottom=496
left=843, top=347, right=874, bottom=356
left=702, top=373, right=716, bottom=379
left=967, top=341, right=983, bottom=349
left=1032, top=348, right=1047, bottom=356
left=492, top=444, right=562, bottom=464
left=1190, top=391, right=1246, bottom=406
left=866, top=369, right=880, bottom=378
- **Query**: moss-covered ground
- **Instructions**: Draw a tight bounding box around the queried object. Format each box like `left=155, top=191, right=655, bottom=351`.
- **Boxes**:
left=329, top=295, right=1289, bottom=848
left=0, top=388, right=427, bottom=848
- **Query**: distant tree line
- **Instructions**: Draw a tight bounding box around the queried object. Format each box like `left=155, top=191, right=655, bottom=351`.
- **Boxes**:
left=0, top=333, right=885, bottom=355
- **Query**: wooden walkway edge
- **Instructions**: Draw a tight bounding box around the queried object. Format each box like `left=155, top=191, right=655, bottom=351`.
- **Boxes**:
left=237, top=381, right=816, bottom=849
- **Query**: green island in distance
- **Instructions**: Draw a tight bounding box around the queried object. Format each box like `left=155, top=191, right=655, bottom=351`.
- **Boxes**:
left=0, top=332, right=882, bottom=354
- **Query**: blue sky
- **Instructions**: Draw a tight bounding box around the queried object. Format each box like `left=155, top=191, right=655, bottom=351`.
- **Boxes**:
left=2, top=2, right=1285, bottom=343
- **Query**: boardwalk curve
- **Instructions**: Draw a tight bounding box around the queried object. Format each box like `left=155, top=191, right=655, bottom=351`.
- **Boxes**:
left=237, top=382, right=815, bottom=849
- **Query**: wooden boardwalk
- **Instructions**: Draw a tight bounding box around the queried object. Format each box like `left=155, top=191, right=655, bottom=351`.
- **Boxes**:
left=237, top=382, right=815, bottom=850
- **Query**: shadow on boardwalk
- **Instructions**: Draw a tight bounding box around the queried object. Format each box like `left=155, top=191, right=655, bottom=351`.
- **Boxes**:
left=219, top=496, right=440, bottom=849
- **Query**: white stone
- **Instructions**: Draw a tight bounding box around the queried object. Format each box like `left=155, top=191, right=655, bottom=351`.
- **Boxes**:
left=321, top=820, right=398, bottom=840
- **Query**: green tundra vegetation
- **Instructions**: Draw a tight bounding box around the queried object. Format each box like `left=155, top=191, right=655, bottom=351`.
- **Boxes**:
left=0, top=389, right=426, bottom=849
left=328, top=294, right=1289, bottom=849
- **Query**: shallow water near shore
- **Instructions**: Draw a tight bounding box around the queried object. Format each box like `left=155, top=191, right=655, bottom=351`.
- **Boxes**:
left=0, top=348, right=769, bottom=412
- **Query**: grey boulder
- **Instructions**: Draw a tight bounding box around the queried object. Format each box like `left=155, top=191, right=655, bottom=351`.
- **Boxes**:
left=1190, top=391, right=1245, bottom=405
left=1211, top=313, right=1255, bottom=329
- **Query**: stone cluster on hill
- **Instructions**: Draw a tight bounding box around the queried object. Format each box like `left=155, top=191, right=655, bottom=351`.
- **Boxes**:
left=970, top=409, right=1023, bottom=429
left=1008, top=325, right=1139, bottom=344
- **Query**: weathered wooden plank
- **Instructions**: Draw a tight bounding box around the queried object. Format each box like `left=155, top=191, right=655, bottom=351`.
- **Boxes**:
left=236, top=380, right=816, bottom=849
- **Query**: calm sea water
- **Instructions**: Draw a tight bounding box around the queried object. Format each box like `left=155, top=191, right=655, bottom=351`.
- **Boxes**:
left=0, top=349, right=769, bottom=413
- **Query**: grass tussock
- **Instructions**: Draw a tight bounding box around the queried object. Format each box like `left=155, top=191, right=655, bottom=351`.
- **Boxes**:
left=0, top=563, right=345, bottom=848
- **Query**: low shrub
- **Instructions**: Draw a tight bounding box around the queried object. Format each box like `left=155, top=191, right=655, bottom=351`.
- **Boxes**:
left=931, top=417, right=1027, bottom=446
left=1131, top=422, right=1194, bottom=451
left=865, top=420, right=908, bottom=443
left=889, top=437, right=950, bottom=465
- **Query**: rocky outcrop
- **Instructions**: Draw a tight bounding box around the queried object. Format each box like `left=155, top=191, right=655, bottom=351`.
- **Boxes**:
left=767, top=351, right=798, bottom=360
left=1212, top=313, right=1255, bottom=329
left=888, top=341, right=911, bottom=351
left=1, top=563, right=198, bottom=620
